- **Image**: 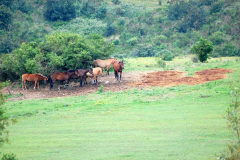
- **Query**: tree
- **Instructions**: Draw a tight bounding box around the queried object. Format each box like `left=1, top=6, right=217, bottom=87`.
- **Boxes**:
left=191, top=37, right=213, bottom=62
left=0, top=32, right=114, bottom=78
left=44, top=0, right=76, bottom=21
left=0, top=5, right=12, bottom=30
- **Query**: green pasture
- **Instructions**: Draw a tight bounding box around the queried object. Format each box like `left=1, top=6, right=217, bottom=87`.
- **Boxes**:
left=1, top=57, right=240, bottom=159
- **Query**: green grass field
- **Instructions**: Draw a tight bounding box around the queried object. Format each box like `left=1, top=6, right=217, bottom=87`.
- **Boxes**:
left=1, top=57, right=240, bottom=159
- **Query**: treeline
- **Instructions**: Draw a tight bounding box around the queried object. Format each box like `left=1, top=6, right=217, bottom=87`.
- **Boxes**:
left=0, top=32, right=113, bottom=81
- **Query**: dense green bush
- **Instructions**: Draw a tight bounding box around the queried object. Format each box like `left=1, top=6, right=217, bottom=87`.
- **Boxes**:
left=0, top=5, right=12, bottom=30
left=0, top=33, right=114, bottom=80
left=126, top=37, right=137, bottom=46
left=44, top=0, right=76, bottom=21
left=191, top=37, right=213, bottom=62
left=169, top=0, right=206, bottom=32
left=132, top=45, right=159, bottom=57
left=209, top=31, right=225, bottom=45
left=160, top=49, right=173, bottom=61
left=104, top=22, right=117, bottom=37
left=210, top=0, right=224, bottom=14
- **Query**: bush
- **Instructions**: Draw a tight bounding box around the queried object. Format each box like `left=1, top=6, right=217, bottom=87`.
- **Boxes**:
left=155, top=57, right=166, bottom=68
left=160, top=50, right=173, bottom=61
left=210, top=1, right=224, bottom=14
left=112, top=0, right=121, bottom=5
left=94, top=4, right=107, bottom=19
left=132, top=45, right=159, bottom=57
left=0, top=5, right=12, bottom=30
left=44, top=0, right=76, bottom=21
left=191, top=37, right=213, bottom=62
left=0, top=33, right=114, bottom=78
left=223, top=44, right=238, bottom=56
left=104, top=22, right=117, bottom=37
left=191, top=55, right=199, bottom=63
left=126, top=37, right=137, bottom=46
left=209, top=31, right=225, bottom=45
left=112, top=39, right=121, bottom=45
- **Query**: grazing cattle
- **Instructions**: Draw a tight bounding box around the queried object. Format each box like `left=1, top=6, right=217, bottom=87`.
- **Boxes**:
left=93, top=58, right=117, bottom=75
left=83, top=67, right=104, bottom=85
left=22, top=73, right=48, bottom=90
left=49, top=70, right=76, bottom=90
left=74, top=68, right=94, bottom=87
left=113, top=60, right=124, bottom=81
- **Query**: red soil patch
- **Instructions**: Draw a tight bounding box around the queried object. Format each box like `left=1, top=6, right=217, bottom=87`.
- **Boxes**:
left=129, top=68, right=233, bottom=87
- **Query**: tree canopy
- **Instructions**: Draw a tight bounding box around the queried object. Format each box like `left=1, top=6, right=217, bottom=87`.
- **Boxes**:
left=191, top=37, right=213, bottom=62
left=0, top=32, right=114, bottom=80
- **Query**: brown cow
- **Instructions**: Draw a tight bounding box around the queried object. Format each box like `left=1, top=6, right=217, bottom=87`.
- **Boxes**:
left=113, top=60, right=124, bottom=81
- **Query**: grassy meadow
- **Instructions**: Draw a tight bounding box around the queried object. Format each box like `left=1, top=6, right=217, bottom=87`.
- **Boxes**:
left=1, top=57, right=240, bottom=159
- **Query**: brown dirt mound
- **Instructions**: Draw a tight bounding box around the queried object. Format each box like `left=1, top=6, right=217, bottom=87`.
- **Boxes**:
left=129, top=68, right=233, bottom=87
left=2, top=68, right=233, bottom=101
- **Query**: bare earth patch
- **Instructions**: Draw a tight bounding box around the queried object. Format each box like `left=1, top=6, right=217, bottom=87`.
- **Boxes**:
left=2, top=68, right=233, bottom=101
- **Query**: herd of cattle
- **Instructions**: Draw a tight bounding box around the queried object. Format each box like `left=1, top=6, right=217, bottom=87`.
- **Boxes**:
left=21, top=58, right=124, bottom=90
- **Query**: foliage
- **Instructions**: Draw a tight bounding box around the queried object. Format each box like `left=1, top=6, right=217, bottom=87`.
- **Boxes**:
left=155, top=57, right=166, bottom=68
left=104, top=22, right=117, bottom=37
left=97, top=85, right=104, bottom=94
left=126, top=37, right=137, bottom=46
left=44, top=0, right=76, bottom=21
left=0, top=32, right=114, bottom=79
left=160, top=49, right=174, bottom=61
left=0, top=0, right=14, bottom=7
left=131, top=45, right=159, bottom=57
left=112, top=0, right=121, bottom=5
left=210, top=0, right=224, bottom=14
left=191, top=37, right=213, bottom=62
left=191, top=55, right=199, bottom=63
left=168, top=0, right=206, bottom=32
left=56, top=18, right=106, bottom=35
left=0, top=81, right=12, bottom=153
left=218, top=82, right=240, bottom=159
left=94, top=4, right=107, bottom=19
left=0, top=5, right=12, bottom=30
left=1, top=153, right=18, bottom=160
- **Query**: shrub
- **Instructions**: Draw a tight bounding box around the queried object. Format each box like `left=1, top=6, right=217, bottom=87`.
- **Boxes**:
left=113, top=39, right=121, bottom=45
left=133, top=45, right=159, bottom=57
left=155, top=57, right=166, bottom=68
left=160, top=50, right=173, bottom=61
left=126, top=37, right=137, bottom=46
left=94, top=4, right=107, bottom=19
left=191, top=37, right=213, bottom=62
left=210, top=1, right=224, bottom=14
left=104, top=22, right=117, bottom=37
left=191, top=55, right=199, bottom=63
left=97, top=85, right=104, bottom=93
left=223, top=44, right=238, bottom=56
left=112, top=0, right=121, bottom=5
left=44, top=0, right=76, bottom=21
left=0, top=5, right=12, bottom=30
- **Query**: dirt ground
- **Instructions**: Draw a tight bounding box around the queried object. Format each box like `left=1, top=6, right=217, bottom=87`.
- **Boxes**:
left=2, top=68, right=233, bottom=101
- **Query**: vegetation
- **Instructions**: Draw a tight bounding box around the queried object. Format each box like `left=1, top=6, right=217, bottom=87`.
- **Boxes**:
left=218, top=81, right=240, bottom=159
left=191, top=37, right=213, bottom=62
left=0, top=81, right=17, bottom=159
left=0, top=32, right=114, bottom=80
